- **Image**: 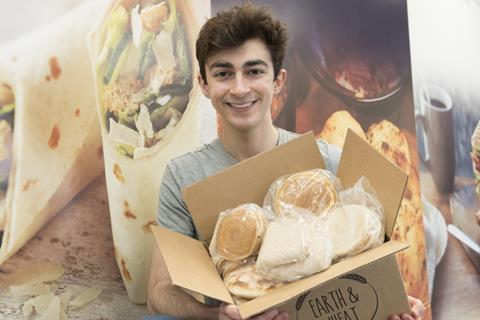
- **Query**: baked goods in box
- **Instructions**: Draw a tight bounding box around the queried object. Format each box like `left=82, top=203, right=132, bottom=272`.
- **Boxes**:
left=256, top=208, right=332, bottom=282
left=209, top=203, right=272, bottom=262
left=264, top=169, right=342, bottom=217
left=328, top=204, right=383, bottom=261
left=330, top=177, right=385, bottom=261
left=223, top=262, right=285, bottom=300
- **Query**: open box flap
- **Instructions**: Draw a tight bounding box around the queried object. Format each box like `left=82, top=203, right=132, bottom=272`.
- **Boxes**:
left=183, top=132, right=325, bottom=240
left=336, top=129, right=408, bottom=238
left=151, top=226, right=233, bottom=304
left=238, top=241, right=409, bottom=318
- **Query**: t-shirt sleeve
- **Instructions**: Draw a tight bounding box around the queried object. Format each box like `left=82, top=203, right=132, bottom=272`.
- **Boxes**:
left=316, top=139, right=341, bottom=174
left=157, top=162, right=196, bottom=238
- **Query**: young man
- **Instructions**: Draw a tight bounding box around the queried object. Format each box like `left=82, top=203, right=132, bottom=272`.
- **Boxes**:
left=147, top=3, right=424, bottom=320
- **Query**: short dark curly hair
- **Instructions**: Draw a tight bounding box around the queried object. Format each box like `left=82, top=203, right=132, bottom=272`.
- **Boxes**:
left=195, top=2, right=289, bottom=83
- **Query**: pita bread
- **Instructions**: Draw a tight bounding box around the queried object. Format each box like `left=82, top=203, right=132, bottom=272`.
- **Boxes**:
left=0, top=1, right=107, bottom=265
left=328, top=204, right=383, bottom=261
left=210, top=204, right=268, bottom=261
left=214, top=257, right=256, bottom=279
left=271, top=169, right=339, bottom=217
left=223, top=262, right=284, bottom=299
left=317, top=110, right=366, bottom=148
left=256, top=211, right=332, bottom=282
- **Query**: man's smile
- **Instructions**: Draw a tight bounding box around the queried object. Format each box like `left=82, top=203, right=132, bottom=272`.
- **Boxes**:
left=226, top=100, right=257, bottom=111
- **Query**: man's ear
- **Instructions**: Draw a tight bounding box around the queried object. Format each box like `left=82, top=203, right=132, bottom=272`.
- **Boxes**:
left=273, top=68, right=287, bottom=94
left=198, top=74, right=210, bottom=98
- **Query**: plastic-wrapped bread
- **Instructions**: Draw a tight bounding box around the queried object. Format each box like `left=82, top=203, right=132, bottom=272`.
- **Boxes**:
left=223, top=261, right=285, bottom=300
left=264, top=169, right=342, bottom=217
left=213, top=256, right=255, bottom=279
left=329, top=177, right=385, bottom=261
left=209, top=203, right=271, bottom=262
left=328, top=204, right=383, bottom=261
left=256, top=208, right=332, bottom=282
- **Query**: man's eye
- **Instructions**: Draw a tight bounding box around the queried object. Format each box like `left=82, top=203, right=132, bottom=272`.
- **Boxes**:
left=247, top=69, right=265, bottom=77
left=213, top=71, right=231, bottom=79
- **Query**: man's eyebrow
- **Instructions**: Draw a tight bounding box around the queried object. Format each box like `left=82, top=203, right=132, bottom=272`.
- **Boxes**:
left=209, top=61, right=233, bottom=70
left=243, top=59, right=268, bottom=68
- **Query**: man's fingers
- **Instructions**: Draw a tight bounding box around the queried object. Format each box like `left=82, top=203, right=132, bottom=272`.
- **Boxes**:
left=250, top=309, right=279, bottom=320
left=273, top=311, right=289, bottom=320
left=408, top=296, right=425, bottom=319
left=219, top=303, right=241, bottom=320
left=400, top=314, right=414, bottom=320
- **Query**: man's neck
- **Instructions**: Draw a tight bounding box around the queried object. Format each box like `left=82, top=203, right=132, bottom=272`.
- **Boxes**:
left=220, top=124, right=279, bottom=161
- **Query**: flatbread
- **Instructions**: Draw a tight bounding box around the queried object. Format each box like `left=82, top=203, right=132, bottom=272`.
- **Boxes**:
left=317, top=110, right=366, bottom=148
left=223, top=262, right=284, bottom=299
left=89, top=0, right=204, bottom=303
left=328, top=204, right=383, bottom=260
left=368, top=124, right=430, bottom=304
left=211, top=204, right=268, bottom=261
left=256, top=211, right=332, bottom=282
left=272, top=169, right=338, bottom=217
left=0, top=1, right=107, bottom=265
left=367, top=120, right=411, bottom=175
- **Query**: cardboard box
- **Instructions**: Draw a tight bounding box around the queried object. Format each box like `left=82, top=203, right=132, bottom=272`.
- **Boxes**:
left=152, top=130, right=411, bottom=319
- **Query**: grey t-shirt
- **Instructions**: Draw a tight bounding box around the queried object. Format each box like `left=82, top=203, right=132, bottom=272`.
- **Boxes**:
left=157, top=128, right=341, bottom=238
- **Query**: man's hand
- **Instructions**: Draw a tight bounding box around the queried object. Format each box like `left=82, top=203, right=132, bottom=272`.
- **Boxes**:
left=218, top=303, right=289, bottom=320
left=389, top=295, right=425, bottom=320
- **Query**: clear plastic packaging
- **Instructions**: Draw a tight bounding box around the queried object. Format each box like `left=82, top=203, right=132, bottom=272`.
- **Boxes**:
left=256, top=208, right=333, bottom=282
left=223, top=261, right=285, bottom=300
left=209, top=203, right=273, bottom=262
left=328, top=176, right=385, bottom=261
left=263, top=169, right=342, bottom=218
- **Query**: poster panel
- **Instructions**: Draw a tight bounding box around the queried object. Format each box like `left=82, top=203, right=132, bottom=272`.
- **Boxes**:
left=212, top=0, right=432, bottom=317
left=408, top=0, right=480, bottom=318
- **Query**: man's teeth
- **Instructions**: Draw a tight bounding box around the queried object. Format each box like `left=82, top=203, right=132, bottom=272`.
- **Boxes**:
left=229, top=101, right=253, bottom=109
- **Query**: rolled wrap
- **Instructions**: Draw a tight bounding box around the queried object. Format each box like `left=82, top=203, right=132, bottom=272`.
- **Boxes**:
left=0, top=1, right=107, bottom=265
left=89, top=0, right=203, bottom=303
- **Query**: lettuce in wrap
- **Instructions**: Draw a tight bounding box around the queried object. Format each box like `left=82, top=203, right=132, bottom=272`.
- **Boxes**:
left=97, top=0, right=193, bottom=160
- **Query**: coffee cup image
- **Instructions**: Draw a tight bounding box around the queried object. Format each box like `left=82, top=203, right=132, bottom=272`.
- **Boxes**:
left=416, top=84, right=455, bottom=193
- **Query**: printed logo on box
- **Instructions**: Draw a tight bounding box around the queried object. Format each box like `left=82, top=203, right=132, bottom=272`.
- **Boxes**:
left=294, top=274, right=379, bottom=320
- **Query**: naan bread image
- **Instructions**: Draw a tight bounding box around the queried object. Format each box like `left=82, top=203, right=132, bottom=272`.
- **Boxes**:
left=0, top=1, right=107, bottom=265
left=328, top=204, right=383, bottom=261
left=367, top=120, right=412, bottom=175
left=210, top=204, right=268, bottom=262
left=224, top=262, right=285, bottom=300
left=266, top=169, right=339, bottom=217
left=89, top=0, right=204, bottom=303
left=367, top=121, right=429, bottom=306
left=317, top=111, right=429, bottom=308
left=317, top=110, right=367, bottom=148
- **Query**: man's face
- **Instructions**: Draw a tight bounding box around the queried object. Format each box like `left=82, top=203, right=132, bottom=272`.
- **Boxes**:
left=198, top=38, right=286, bottom=133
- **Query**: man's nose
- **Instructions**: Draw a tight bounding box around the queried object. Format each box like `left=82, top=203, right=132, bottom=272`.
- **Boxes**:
left=230, top=74, right=249, bottom=96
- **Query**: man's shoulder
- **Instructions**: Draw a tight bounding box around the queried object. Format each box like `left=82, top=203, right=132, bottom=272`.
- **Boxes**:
left=168, top=142, right=216, bottom=169
left=166, top=139, right=231, bottom=188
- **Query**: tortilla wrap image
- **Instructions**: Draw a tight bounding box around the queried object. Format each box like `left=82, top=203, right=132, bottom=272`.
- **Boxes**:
left=0, top=1, right=107, bottom=265
left=89, top=0, right=205, bottom=303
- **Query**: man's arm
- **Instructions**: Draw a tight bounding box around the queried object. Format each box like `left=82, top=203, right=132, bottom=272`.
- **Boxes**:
left=147, top=243, right=219, bottom=319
